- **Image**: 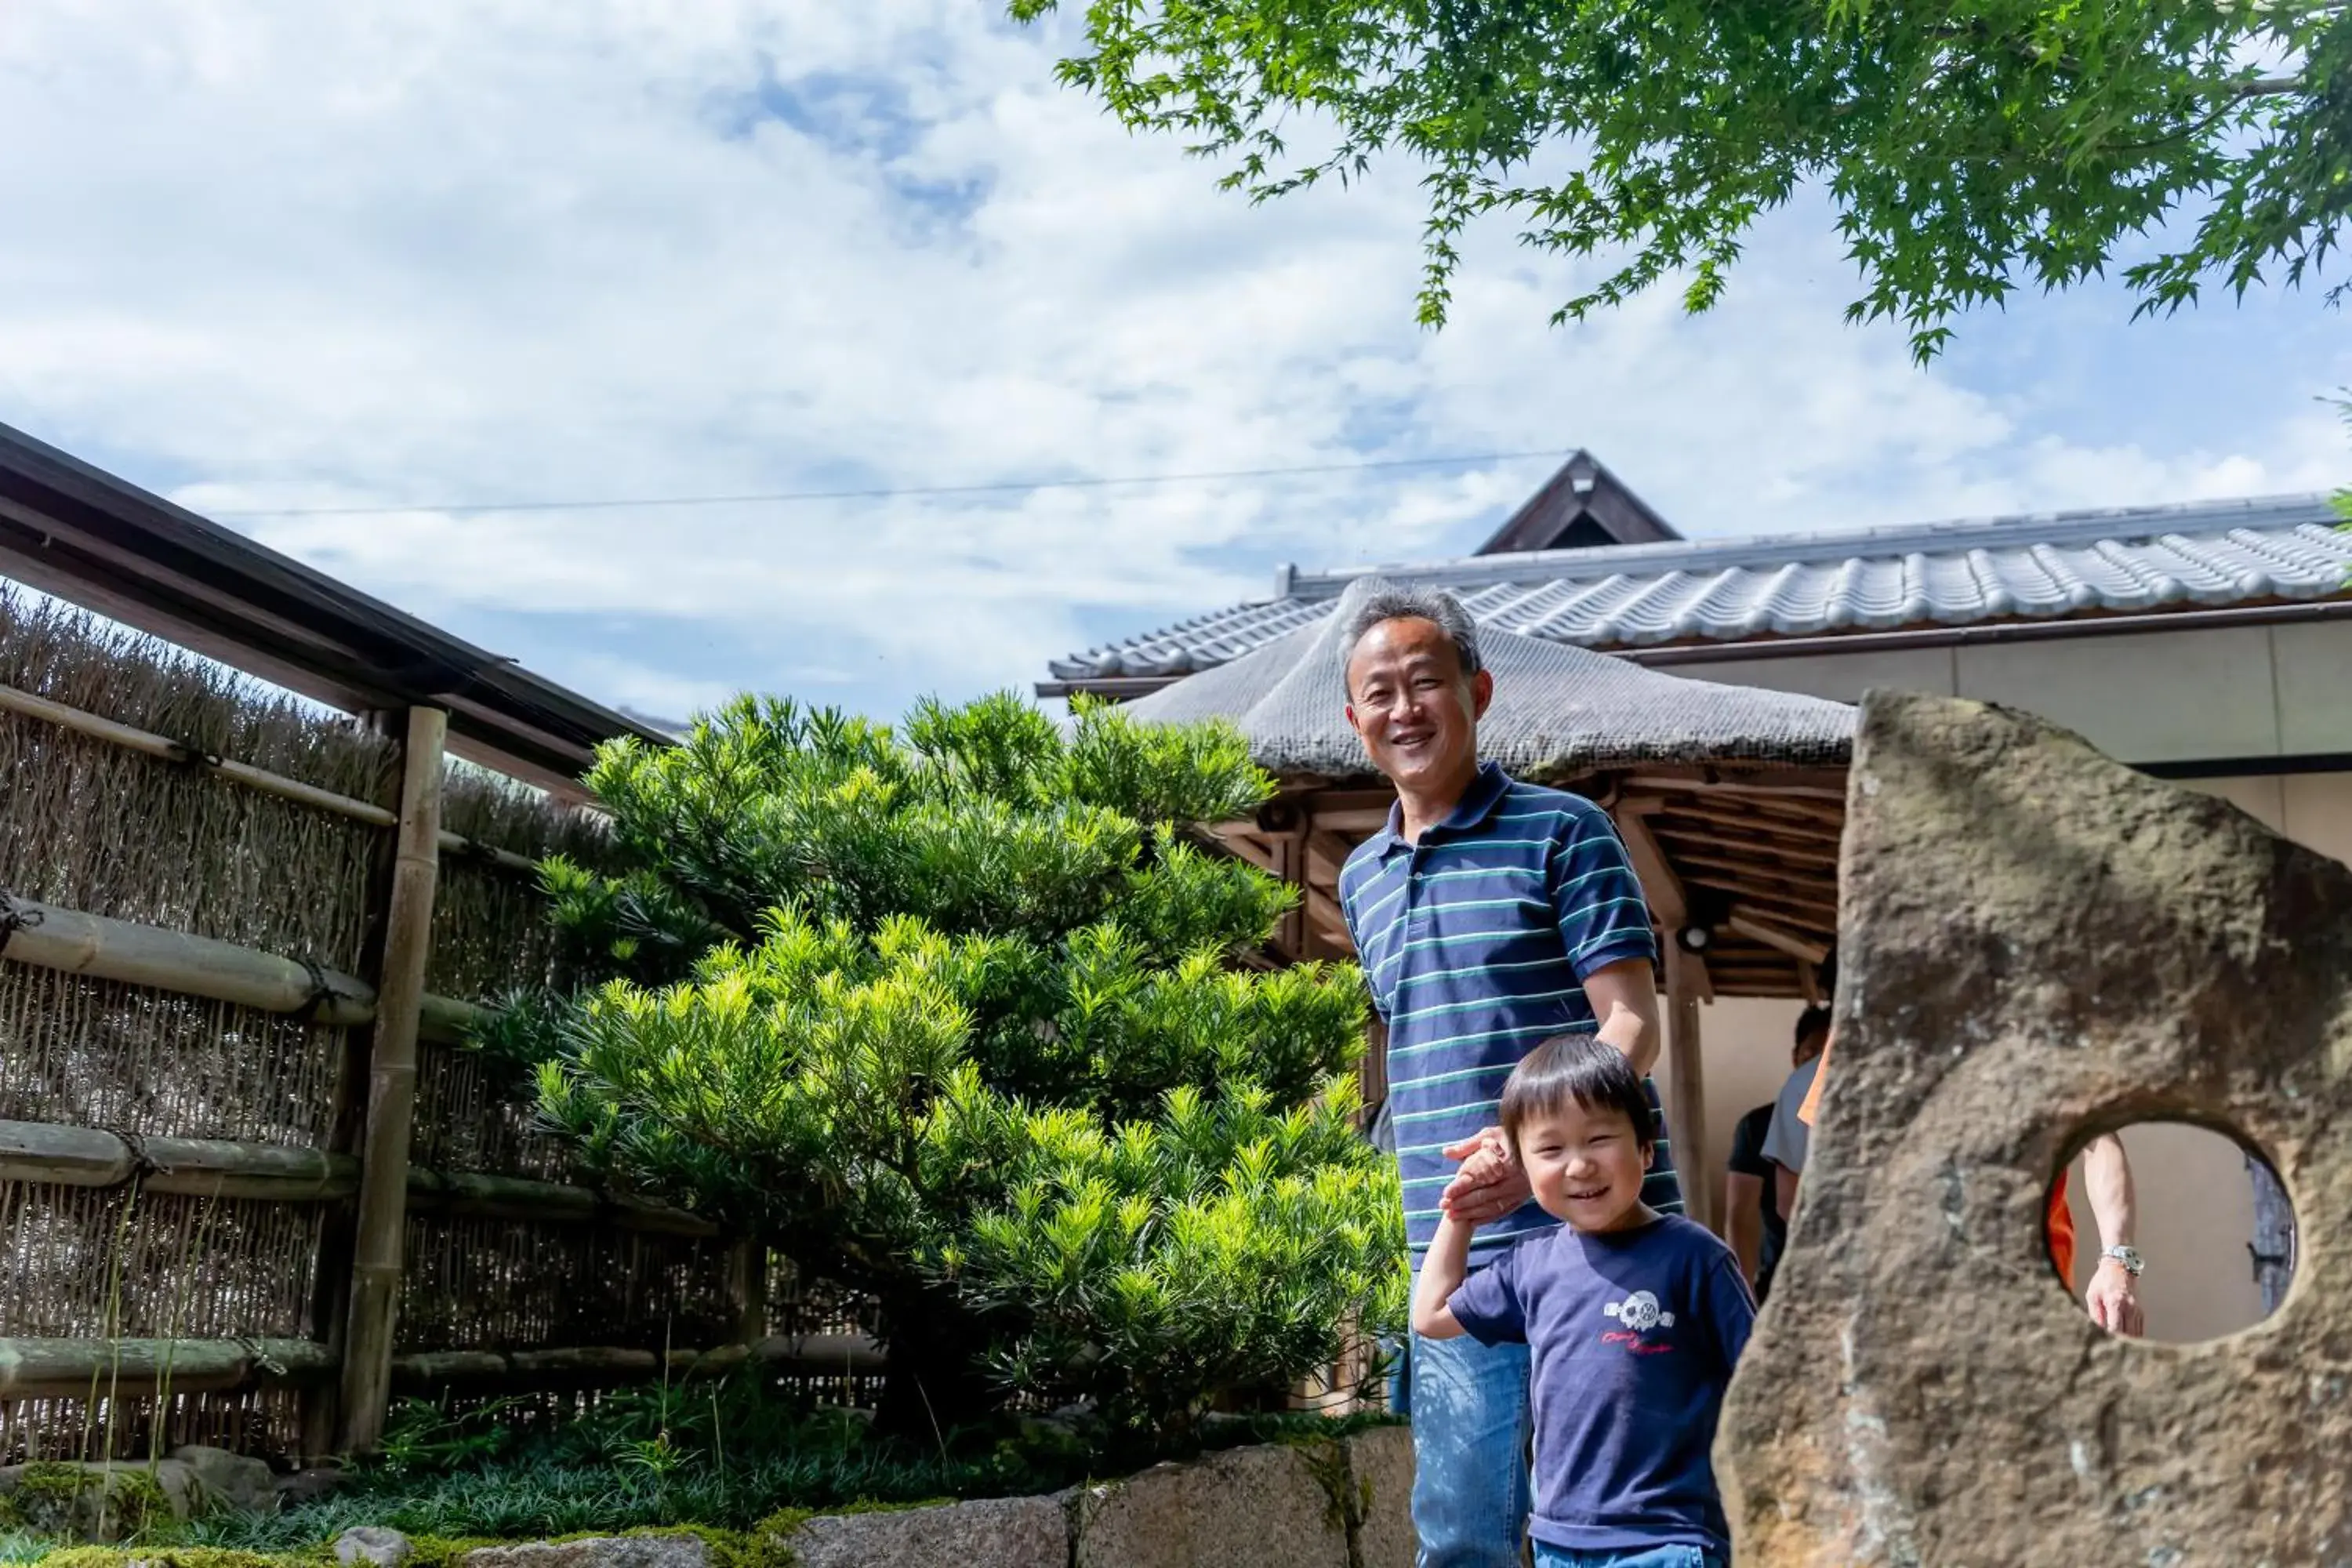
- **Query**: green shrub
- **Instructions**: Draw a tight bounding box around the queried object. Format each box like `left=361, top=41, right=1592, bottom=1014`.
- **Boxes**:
left=499, top=693, right=1403, bottom=1439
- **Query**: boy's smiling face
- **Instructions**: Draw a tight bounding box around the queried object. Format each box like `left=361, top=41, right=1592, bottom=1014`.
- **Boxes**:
left=1515, top=1098, right=1655, bottom=1234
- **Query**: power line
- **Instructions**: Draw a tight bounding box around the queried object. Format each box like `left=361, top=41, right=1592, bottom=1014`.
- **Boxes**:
left=207, top=447, right=1573, bottom=518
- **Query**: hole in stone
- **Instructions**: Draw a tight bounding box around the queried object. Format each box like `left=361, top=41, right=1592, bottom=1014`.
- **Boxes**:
left=2044, top=1122, right=2294, bottom=1343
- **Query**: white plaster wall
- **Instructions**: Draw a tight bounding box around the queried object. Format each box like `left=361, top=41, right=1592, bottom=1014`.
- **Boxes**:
left=1679, top=618, right=2352, bottom=766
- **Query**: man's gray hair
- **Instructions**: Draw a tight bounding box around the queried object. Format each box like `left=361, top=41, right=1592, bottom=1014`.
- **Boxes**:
left=1343, top=586, right=1484, bottom=681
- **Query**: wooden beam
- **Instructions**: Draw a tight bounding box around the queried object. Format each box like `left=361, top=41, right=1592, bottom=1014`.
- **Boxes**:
left=1662, top=944, right=1711, bottom=1234
left=337, top=706, right=447, bottom=1455
left=1309, top=807, right=1393, bottom=834
left=1305, top=829, right=1356, bottom=884
left=1624, top=771, right=1848, bottom=802
left=1725, top=909, right=1832, bottom=966
left=1212, top=826, right=1282, bottom=874
left=1685, top=877, right=1840, bottom=925
left=1638, top=797, right=1845, bottom=844
left=1669, top=848, right=1841, bottom=895
left=1613, top=809, right=1686, bottom=927
left=1650, top=824, right=1842, bottom=868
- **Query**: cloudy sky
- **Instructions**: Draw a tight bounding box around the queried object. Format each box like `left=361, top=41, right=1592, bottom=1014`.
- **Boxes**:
left=3, top=2, right=2346, bottom=728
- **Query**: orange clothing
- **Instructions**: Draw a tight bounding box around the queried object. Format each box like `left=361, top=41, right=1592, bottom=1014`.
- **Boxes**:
left=1798, top=1035, right=2077, bottom=1280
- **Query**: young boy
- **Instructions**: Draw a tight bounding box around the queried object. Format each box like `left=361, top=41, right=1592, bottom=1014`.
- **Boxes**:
left=1411, top=1033, right=1755, bottom=1568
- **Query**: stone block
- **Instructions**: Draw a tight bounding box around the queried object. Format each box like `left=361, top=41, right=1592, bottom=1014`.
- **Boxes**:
left=1076, top=1440, right=1350, bottom=1568
left=170, top=1443, right=279, bottom=1514
left=461, top=1536, right=709, bottom=1568
left=1718, top=691, right=2352, bottom=1566
left=777, top=1496, right=1068, bottom=1568
left=0, top=1459, right=196, bottom=1539
left=336, top=1526, right=415, bottom=1568
left=1345, top=1425, right=1414, bottom=1568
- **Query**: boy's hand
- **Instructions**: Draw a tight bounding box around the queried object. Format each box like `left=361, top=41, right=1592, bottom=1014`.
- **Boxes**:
left=1439, top=1127, right=1532, bottom=1225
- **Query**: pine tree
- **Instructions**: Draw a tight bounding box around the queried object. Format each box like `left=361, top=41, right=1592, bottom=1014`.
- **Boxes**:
left=496, top=692, right=1403, bottom=1438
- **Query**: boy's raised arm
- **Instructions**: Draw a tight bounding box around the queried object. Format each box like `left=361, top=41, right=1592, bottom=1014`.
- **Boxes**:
left=1410, top=1211, right=1476, bottom=1339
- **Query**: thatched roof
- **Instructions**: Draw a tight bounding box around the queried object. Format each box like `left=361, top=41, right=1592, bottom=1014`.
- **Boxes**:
left=1126, top=576, right=1856, bottom=780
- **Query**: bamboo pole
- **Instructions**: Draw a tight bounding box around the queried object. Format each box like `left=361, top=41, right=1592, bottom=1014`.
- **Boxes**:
left=0, top=1119, right=710, bottom=1230
left=0, top=1332, right=884, bottom=1401
left=337, top=706, right=446, bottom=1454
left=0, top=680, right=542, bottom=873
left=391, top=1335, right=886, bottom=1390
left=0, top=897, right=375, bottom=1026
left=0, top=891, right=489, bottom=1042
left=0, top=1338, right=336, bottom=1399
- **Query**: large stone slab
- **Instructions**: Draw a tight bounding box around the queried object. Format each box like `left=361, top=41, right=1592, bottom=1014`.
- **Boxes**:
left=461, top=1536, right=708, bottom=1568
left=1719, top=691, right=2352, bottom=1565
left=1076, top=1440, right=1351, bottom=1568
left=1345, top=1425, right=1414, bottom=1568
left=775, top=1496, right=1067, bottom=1568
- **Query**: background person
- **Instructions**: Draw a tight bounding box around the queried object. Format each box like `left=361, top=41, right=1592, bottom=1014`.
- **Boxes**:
left=1780, top=1032, right=2146, bottom=1334
left=1726, top=1006, right=1830, bottom=1301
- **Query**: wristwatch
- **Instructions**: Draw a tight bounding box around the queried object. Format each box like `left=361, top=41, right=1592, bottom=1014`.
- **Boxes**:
left=2100, top=1245, right=2145, bottom=1277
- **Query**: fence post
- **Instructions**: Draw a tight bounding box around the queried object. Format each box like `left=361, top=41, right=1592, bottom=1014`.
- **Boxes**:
left=335, top=705, right=447, bottom=1453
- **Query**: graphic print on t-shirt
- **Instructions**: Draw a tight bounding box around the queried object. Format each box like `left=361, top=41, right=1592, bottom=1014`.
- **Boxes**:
left=1602, top=1290, right=1675, bottom=1332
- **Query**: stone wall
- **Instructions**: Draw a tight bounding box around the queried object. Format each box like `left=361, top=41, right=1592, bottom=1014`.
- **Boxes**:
left=341, top=1431, right=1414, bottom=1568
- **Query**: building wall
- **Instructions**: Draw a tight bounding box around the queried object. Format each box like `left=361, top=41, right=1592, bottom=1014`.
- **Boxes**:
left=1647, top=626, right=2352, bottom=1341
left=1677, top=616, right=2352, bottom=766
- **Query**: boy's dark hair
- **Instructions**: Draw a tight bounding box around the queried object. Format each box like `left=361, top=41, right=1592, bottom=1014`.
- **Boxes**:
left=1498, top=1033, right=1656, bottom=1155
left=1795, top=1005, right=1832, bottom=1053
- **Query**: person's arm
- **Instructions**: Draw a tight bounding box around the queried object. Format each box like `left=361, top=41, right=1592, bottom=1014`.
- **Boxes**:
left=1775, top=1163, right=1800, bottom=1222
left=1440, top=955, right=1662, bottom=1221
left=1725, top=1171, right=1766, bottom=1288
left=1410, top=1213, right=1477, bottom=1340
left=2079, top=1133, right=2143, bottom=1338
left=1581, top=956, right=1662, bottom=1077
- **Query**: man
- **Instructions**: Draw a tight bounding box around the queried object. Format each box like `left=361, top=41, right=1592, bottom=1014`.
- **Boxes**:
left=1776, top=1033, right=2145, bottom=1334
left=1335, top=587, right=1680, bottom=1568
left=1726, top=1007, right=1830, bottom=1301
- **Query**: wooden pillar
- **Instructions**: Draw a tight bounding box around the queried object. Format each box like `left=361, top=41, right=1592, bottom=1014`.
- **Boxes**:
left=1664, top=943, right=1713, bottom=1235
left=336, top=706, right=447, bottom=1454
left=728, top=1240, right=770, bottom=1345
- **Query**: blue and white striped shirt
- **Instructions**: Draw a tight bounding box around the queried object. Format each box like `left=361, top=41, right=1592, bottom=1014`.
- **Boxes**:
left=1339, top=762, right=1681, bottom=1261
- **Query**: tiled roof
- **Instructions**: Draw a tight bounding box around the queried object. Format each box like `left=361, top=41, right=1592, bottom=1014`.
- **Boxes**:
left=1049, top=494, right=2352, bottom=681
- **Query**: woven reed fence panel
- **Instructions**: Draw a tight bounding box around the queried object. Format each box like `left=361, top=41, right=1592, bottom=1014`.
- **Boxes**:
left=0, top=590, right=755, bottom=1461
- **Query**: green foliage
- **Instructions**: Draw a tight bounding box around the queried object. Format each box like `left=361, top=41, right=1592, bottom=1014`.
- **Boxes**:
left=1007, top=0, right=2351, bottom=360
left=518, top=691, right=1400, bottom=1437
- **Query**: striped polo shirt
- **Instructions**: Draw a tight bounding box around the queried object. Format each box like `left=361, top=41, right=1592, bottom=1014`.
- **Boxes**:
left=1339, top=762, right=1682, bottom=1262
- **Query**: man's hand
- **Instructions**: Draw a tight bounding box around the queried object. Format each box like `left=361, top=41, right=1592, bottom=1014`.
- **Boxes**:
left=1439, top=1127, right=1531, bottom=1225
left=2085, top=1261, right=2144, bottom=1338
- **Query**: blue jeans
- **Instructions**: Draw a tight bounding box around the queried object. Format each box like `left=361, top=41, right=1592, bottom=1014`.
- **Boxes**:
left=1533, top=1548, right=1724, bottom=1568
left=1406, top=1330, right=1531, bottom=1568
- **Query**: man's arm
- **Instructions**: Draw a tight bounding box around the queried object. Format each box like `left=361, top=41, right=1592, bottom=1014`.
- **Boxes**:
left=1775, top=1163, right=1799, bottom=1222
left=1726, top=1171, right=1765, bottom=1288
left=1438, top=956, right=1663, bottom=1221
left=2080, top=1133, right=2143, bottom=1338
left=1410, top=1212, right=1475, bottom=1340
left=1581, top=956, right=1662, bottom=1077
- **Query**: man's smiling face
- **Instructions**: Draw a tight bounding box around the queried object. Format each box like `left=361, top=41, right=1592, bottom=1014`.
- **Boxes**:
left=1343, top=615, right=1491, bottom=793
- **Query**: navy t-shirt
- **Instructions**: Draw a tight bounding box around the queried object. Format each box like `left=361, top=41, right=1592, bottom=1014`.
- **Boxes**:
left=1447, top=1214, right=1755, bottom=1555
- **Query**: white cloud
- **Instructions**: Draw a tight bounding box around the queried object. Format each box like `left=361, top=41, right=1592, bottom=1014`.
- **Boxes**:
left=1, top=0, right=2344, bottom=724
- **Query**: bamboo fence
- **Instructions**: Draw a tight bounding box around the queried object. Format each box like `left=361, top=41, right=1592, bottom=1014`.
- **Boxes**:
left=0, top=587, right=877, bottom=1464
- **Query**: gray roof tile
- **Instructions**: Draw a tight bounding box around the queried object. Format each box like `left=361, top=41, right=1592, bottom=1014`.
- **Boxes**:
left=1049, top=494, right=2350, bottom=680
